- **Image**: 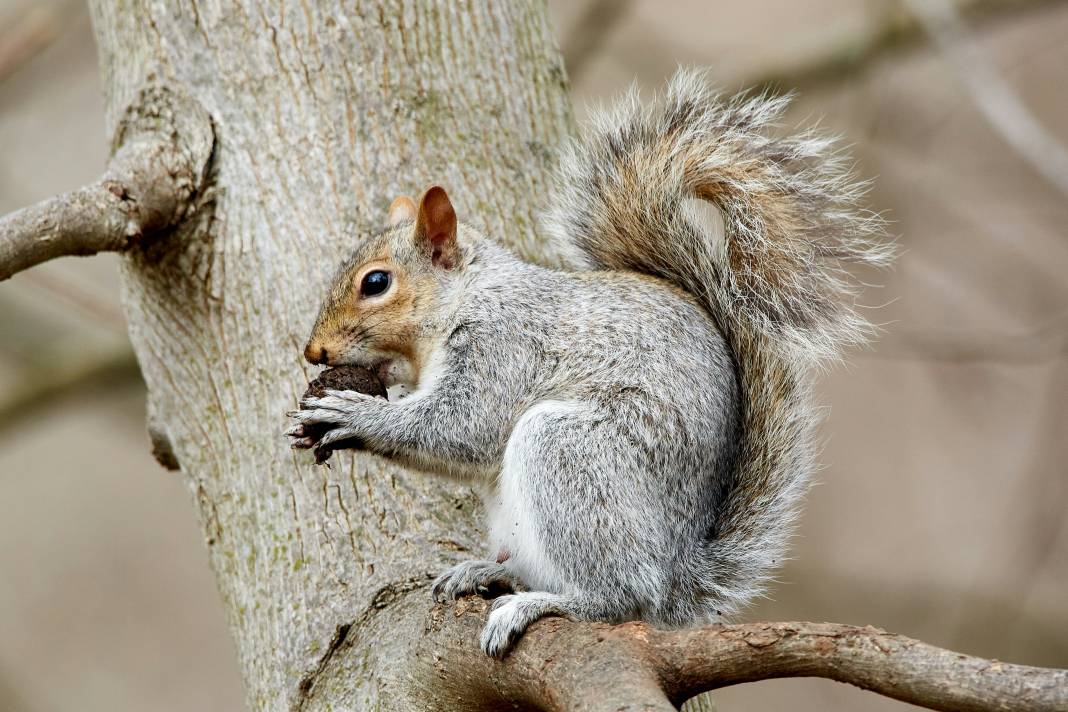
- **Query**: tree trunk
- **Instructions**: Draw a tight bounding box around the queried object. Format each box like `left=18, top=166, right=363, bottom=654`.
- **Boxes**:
left=86, top=2, right=573, bottom=709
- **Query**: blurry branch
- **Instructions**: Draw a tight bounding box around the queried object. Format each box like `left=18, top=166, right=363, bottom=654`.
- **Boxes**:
left=560, top=0, right=634, bottom=80
left=560, top=0, right=1064, bottom=101
left=408, top=599, right=1068, bottom=712
left=906, top=0, right=1068, bottom=198
left=0, top=84, right=213, bottom=281
left=0, top=3, right=61, bottom=82
left=0, top=348, right=139, bottom=433
left=748, top=0, right=1063, bottom=92
left=20, top=269, right=128, bottom=329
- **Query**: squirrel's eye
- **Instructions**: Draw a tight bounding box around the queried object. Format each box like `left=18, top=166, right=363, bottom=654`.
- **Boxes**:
left=360, top=270, right=392, bottom=297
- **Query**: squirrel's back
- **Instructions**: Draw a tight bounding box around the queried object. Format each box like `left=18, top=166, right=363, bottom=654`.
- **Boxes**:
left=542, top=70, right=891, bottom=615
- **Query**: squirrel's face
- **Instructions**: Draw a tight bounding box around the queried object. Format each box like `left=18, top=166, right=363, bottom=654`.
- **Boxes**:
left=303, top=187, right=461, bottom=388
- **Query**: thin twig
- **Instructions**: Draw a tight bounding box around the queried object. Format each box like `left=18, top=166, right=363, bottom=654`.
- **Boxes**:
left=0, top=83, right=214, bottom=281
left=654, top=621, right=1068, bottom=712
left=905, top=0, right=1068, bottom=199
left=0, top=3, right=60, bottom=82
left=748, top=0, right=1064, bottom=92
left=0, top=349, right=139, bottom=433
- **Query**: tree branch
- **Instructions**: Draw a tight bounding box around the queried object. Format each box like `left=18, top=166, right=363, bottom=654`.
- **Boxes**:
left=905, top=0, right=1068, bottom=199
left=0, top=139, right=177, bottom=278
left=402, top=597, right=1068, bottom=712
left=654, top=621, right=1067, bottom=712
left=0, top=83, right=213, bottom=281
left=747, top=0, right=1063, bottom=93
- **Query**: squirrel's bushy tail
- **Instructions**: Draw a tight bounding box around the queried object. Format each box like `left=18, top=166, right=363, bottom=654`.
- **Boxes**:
left=543, top=70, right=891, bottom=615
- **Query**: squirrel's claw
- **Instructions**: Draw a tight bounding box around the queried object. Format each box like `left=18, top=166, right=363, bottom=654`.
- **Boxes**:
left=432, top=560, right=518, bottom=603
left=316, top=427, right=362, bottom=448
left=480, top=595, right=525, bottom=658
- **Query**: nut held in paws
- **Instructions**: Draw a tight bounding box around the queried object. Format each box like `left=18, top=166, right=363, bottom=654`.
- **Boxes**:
left=303, top=365, right=387, bottom=400
left=300, top=365, right=386, bottom=463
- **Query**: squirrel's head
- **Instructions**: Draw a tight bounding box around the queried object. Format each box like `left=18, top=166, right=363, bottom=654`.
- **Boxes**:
left=303, top=186, right=465, bottom=387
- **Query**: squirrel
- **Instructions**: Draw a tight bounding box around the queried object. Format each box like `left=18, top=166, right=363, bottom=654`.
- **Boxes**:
left=286, top=70, right=891, bottom=658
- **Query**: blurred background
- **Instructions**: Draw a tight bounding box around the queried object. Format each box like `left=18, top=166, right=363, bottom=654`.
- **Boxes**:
left=1, top=1, right=1065, bottom=710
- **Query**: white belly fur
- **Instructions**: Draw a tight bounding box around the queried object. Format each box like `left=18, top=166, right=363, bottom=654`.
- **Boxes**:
left=486, top=401, right=573, bottom=593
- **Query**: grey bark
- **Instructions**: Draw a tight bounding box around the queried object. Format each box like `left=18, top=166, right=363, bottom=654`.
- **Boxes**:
left=86, top=2, right=573, bottom=710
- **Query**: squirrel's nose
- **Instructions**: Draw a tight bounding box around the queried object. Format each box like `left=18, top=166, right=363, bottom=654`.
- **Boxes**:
left=304, top=343, right=330, bottom=365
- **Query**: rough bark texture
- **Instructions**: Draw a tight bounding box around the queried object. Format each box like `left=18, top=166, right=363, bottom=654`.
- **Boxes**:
left=86, top=2, right=573, bottom=710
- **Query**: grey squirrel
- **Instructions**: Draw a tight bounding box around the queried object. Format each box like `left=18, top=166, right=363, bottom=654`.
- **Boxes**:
left=286, top=70, right=891, bottom=657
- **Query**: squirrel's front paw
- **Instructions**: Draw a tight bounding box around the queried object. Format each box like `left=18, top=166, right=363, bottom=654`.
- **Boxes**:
left=286, top=389, right=379, bottom=458
left=480, top=592, right=567, bottom=658
left=292, top=390, right=374, bottom=423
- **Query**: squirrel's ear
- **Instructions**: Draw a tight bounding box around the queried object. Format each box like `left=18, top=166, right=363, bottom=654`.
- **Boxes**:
left=415, top=186, right=458, bottom=269
left=387, top=196, right=416, bottom=226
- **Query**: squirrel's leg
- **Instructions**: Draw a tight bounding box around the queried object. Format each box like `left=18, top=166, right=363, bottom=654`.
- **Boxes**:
left=484, top=398, right=675, bottom=654
left=431, top=560, right=522, bottom=602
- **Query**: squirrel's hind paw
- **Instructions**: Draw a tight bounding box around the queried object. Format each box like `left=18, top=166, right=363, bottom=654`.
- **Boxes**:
left=480, top=592, right=585, bottom=658
left=479, top=593, right=555, bottom=658
left=432, top=560, right=517, bottom=603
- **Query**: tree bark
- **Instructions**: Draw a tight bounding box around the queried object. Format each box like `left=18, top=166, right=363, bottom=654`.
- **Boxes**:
left=86, top=2, right=572, bottom=709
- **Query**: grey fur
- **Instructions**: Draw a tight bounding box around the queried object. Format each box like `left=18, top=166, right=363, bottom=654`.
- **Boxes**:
left=289, top=70, right=890, bottom=657
left=432, top=560, right=523, bottom=601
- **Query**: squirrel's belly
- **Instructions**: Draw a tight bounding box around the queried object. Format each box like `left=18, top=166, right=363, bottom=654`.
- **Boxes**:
left=485, top=463, right=563, bottom=593
left=485, top=403, right=573, bottom=594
